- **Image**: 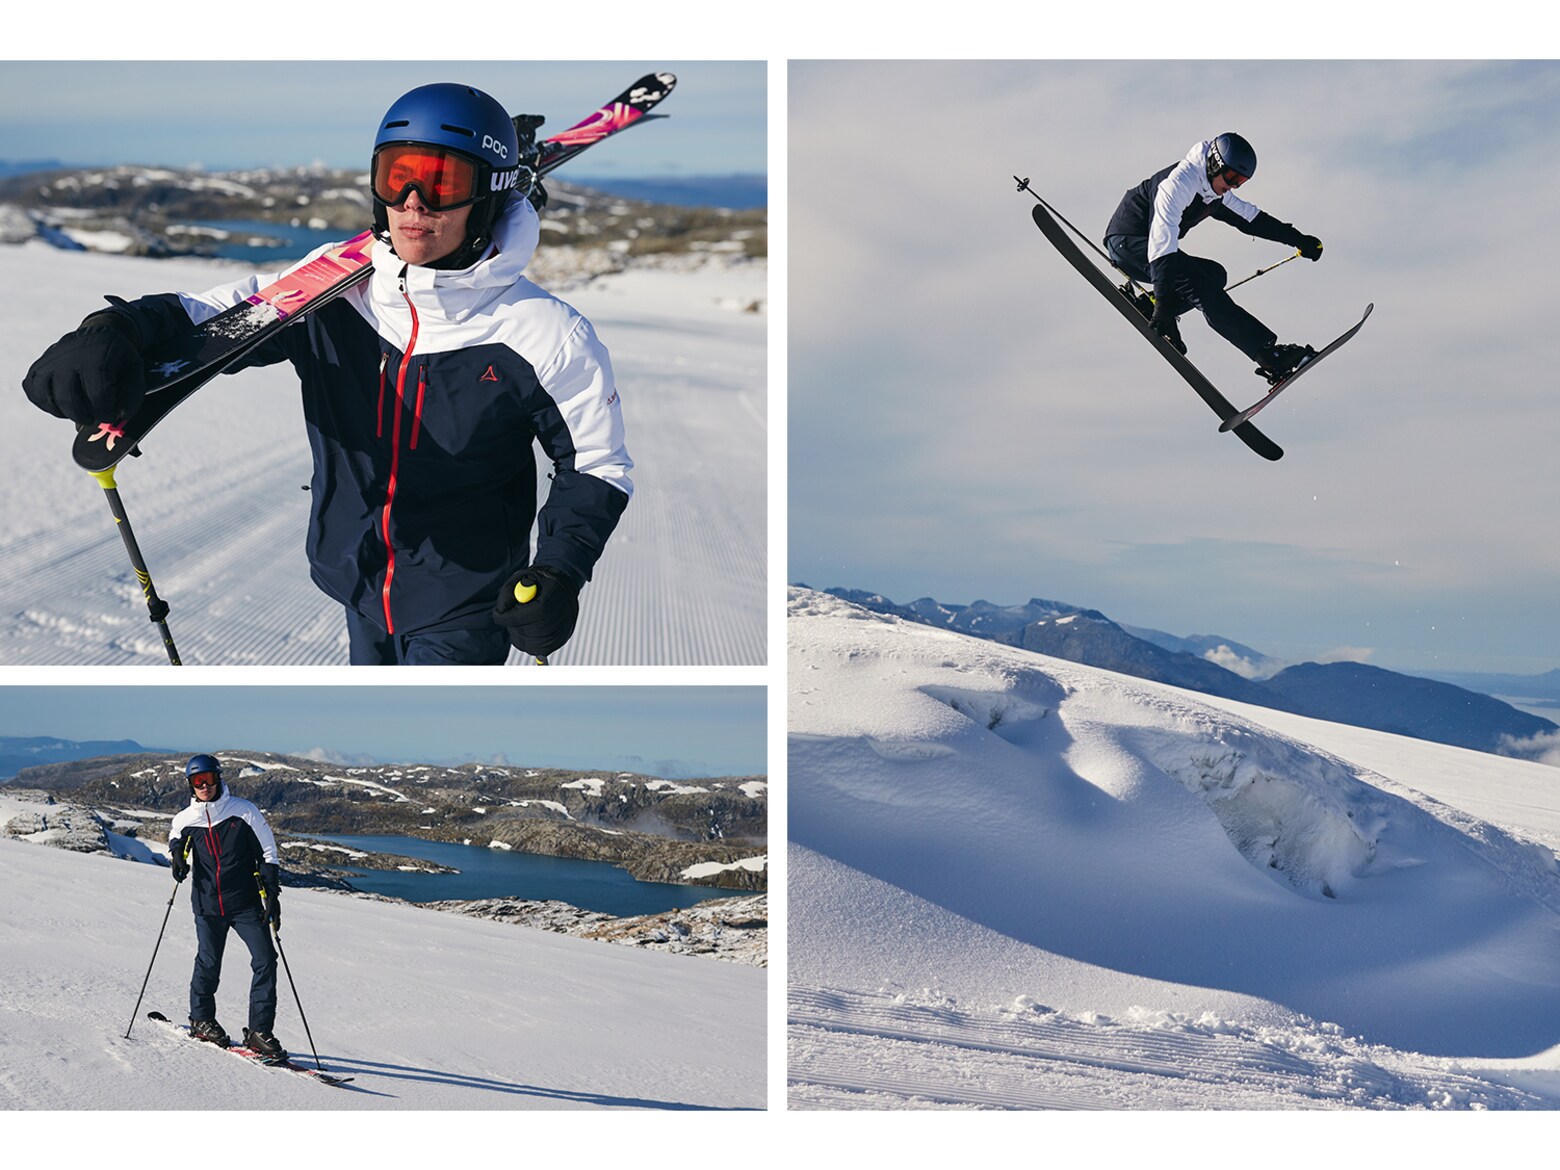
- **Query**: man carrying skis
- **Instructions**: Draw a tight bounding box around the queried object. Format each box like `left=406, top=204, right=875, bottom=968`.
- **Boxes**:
left=1104, top=133, right=1324, bottom=384
left=168, top=753, right=287, bottom=1058
left=23, top=82, right=632, bottom=665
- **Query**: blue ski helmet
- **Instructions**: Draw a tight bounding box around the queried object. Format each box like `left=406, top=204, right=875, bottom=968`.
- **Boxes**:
left=370, top=83, right=531, bottom=267
left=1207, top=132, right=1257, bottom=185
left=186, top=753, right=224, bottom=797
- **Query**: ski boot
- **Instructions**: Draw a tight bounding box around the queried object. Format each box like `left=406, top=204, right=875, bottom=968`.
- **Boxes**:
left=243, top=1028, right=288, bottom=1061
left=189, top=1018, right=231, bottom=1048
left=1255, top=342, right=1316, bottom=386
left=1118, top=281, right=1155, bottom=322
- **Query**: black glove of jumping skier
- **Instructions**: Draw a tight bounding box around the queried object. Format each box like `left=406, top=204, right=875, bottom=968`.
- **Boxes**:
left=170, top=843, right=189, bottom=883
left=23, top=308, right=148, bottom=425
left=259, top=863, right=282, bottom=930
left=492, top=564, right=581, bottom=658
left=1296, top=234, right=1323, bottom=261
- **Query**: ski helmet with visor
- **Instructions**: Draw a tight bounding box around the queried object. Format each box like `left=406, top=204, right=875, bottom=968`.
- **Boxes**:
left=185, top=753, right=224, bottom=799
left=371, top=83, right=533, bottom=269
left=1206, top=132, right=1256, bottom=189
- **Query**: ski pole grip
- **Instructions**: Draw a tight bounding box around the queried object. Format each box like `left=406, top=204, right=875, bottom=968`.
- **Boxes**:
left=514, top=580, right=538, bottom=604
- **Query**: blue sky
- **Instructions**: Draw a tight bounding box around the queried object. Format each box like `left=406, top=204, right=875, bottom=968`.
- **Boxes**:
left=0, top=61, right=764, bottom=177
left=0, top=686, right=766, bottom=777
left=790, top=60, right=1560, bottom=676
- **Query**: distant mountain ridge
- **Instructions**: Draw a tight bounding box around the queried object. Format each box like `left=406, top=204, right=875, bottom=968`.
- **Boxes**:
left=814, top=586, right=1557, bottom=758
left=0, top=735, right=174, bottom=780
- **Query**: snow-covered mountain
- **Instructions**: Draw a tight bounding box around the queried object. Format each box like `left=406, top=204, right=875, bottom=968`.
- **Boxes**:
left=816, top=586, right=1556, bottom=757
left=788, top=588, right=1560, bottom=1109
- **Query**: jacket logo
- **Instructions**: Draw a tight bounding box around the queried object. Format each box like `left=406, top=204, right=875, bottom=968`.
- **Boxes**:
left=480, top=366, right=499, bottom=382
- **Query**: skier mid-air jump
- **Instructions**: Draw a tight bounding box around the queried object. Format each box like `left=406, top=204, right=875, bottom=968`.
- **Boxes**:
left=1104, top=133, right=1324, bottom=385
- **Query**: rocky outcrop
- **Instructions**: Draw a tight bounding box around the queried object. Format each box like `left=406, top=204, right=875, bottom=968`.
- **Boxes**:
left=420, top=894, right=768, bottom=966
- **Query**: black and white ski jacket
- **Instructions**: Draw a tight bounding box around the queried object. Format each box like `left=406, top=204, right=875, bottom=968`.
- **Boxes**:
left=1104, top=139, right=1300, bottom=280
left=118, top=198, right=633, bottom=638
left=170, top=791, right=280, bottom=918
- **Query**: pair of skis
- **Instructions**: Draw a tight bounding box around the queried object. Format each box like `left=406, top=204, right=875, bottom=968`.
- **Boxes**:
left=146, top=1012, right=354, bottom=1088
left=1016, top=177, right=1371, bottom=461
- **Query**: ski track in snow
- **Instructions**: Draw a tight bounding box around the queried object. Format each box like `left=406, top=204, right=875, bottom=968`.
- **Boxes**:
left=787, top=987, right=1543, bottom=1111
left=0, top=246, right=765, bottom=665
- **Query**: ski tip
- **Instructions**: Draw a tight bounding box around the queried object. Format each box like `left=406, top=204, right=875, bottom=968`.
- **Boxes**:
left=147, top=1011, right=168, bottom=1021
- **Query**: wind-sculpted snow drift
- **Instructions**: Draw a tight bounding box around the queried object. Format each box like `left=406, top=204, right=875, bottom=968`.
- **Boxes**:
left=789, top=588, right=1560, bottom=1072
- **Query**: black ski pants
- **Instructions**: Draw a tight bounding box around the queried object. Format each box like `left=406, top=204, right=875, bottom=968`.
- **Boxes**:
left=1105, top=234, right=1277, bottom=363
left=190, top=906, right=277, bottom=1033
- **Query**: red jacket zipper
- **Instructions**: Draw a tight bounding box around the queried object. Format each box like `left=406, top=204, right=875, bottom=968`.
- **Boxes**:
left=204, top=807, right=224, bottom=916
left=380, top=276, right=421, bottom=634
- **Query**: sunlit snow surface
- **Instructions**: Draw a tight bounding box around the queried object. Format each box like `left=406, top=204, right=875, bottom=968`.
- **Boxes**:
left=788, top=588, right=1560, bottom=1109
left=0, top=835, right=764, bottom=1109
left=0, top=242, right=765, bottom=665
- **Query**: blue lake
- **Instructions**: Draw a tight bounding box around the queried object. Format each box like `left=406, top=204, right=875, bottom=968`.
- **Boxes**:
left=312, top=833, right=747, bottom=918
left=190, top=219, right=350, bottom=266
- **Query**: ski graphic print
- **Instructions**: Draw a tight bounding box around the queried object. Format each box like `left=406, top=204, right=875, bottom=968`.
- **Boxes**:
left=73, top=71, right=678, bottom=473
left=146, top=1012, right=355, bottom=1087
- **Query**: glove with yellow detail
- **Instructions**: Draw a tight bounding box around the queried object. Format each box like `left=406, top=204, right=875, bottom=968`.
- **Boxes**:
left=492, top=565, right=580, bottom=658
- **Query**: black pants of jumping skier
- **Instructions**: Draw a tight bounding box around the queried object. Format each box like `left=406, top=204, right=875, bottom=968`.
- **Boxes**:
left=1105, top=235, right=1277, bottom=363
left=191, top=906, right=277, bottom=1032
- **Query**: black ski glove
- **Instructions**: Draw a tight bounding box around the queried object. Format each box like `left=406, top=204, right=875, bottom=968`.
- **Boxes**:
left=259, top=863, right=281, bottom=930
left=23, top=309, right=147, bottom=425
left=170, top=843, right=189, bottom=883
left=492, top=564, right=581, bottom=658
left=1296, top=234, right=1323, bottom=261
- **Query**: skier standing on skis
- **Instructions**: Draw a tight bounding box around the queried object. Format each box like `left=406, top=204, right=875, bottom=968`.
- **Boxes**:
left=22, top=82, right=632, bottom=665
left=1104, top=133, right=1324, bottom=384
left=168, top=754, right=287, bottom=1058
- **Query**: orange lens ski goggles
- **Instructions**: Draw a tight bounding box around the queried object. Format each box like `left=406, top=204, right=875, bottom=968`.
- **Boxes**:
left=371, top=144, right=481, bottom=211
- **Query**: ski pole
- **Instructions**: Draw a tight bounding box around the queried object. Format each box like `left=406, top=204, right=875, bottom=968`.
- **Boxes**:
left=1225, top=251, right=1300, bottom=293
left=1013, top=177, right=1128, bottom=275
left=260, top=880, right=323, bottom=1069
left=87, top=466, right=181, bottom=665
left=125, top=876, right=181, bottom=1039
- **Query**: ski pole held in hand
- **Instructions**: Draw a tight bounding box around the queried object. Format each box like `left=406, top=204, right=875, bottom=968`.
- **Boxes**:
left=87, top=465, right=181, bottom=665
left=125, top=876, right=181, bottom=1039
left=1225, top=251, right=1300, bottom=293
left=259, top=875, right=324, bottom=1070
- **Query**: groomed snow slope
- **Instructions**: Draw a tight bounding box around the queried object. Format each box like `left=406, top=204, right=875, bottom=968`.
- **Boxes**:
left=0, top=837, right=764, bottom=1109
left=788, top=589, right=1560, bottom=1109
left=0, top=243, right=765, bottom=665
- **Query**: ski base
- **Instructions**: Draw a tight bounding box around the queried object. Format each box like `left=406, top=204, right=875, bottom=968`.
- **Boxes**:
left=147, top=1011, right=353, bottom=1086
left=1219, top=303, right=1374, bottom=431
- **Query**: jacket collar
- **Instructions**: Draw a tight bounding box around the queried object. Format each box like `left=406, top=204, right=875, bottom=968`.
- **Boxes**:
left=369, top=197, right=541, bottom=324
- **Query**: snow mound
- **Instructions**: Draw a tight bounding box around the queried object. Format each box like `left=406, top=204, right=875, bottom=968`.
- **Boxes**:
left=789, top=588, right=1560, bottom=1064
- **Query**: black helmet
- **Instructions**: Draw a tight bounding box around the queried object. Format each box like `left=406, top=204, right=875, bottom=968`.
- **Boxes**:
left=1207, top=133, right=1257, bottom=185
left=185, top=753, right=223, bottom=798
left=369, top=82, right=531, bottom=269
